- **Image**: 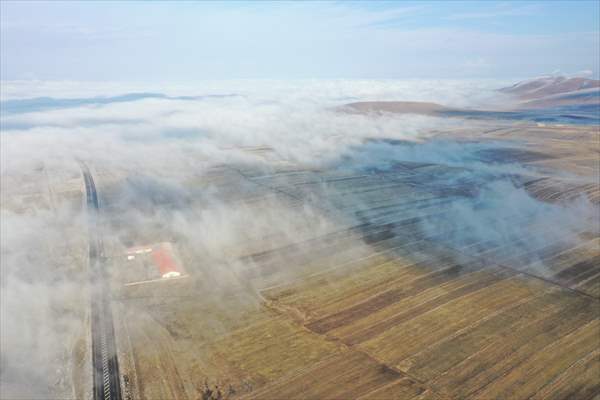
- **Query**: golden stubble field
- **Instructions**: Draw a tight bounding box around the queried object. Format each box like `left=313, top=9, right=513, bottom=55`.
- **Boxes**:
left=107, top=122, right=599, bottom=400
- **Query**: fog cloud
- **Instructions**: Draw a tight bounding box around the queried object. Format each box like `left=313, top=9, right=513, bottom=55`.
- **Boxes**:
left=1, top=79, right=595, bottom=398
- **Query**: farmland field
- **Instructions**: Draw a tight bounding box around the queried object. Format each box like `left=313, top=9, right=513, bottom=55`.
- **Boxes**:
left=103, top=121, right=600, bottom=399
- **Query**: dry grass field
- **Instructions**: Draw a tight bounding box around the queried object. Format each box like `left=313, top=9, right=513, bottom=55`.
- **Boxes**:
left=104, top=121, right=599, bottom=400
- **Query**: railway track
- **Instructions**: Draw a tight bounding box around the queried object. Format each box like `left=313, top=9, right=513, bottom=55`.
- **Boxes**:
left=81, top=163, right=122, bottom=400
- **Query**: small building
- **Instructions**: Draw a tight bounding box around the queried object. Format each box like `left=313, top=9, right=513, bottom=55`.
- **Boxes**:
left=124, top=241, right=185, bottom=283
left=151, top=243, right=182, bottom=279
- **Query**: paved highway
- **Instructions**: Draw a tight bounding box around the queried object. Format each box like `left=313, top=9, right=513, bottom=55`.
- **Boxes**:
left=81, top=163, right=122, bottom=400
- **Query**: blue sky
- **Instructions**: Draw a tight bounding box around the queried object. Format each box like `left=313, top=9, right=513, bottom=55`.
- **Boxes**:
left=1, top=1, right=598, bottom=80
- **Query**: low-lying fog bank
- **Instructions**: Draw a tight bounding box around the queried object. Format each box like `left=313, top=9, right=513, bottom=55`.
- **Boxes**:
left=1, top=79, right=597, bottom=398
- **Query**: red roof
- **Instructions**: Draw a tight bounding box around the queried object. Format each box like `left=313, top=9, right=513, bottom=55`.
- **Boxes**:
left=151, top=245, right=180, bottom=276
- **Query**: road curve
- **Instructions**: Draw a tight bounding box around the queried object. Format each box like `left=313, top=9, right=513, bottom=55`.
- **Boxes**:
left=80, top=162, right=122, bottom=400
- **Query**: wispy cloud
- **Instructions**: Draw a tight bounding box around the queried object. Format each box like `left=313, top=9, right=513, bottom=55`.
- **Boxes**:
left=0, top=1, right=598, bottom=79
left=445, top=3, right=541, bottom=20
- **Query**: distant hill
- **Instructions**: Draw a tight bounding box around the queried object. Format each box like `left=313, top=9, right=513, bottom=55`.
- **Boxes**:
left=500, top=76, right=599, bottom=99
left=499, top=76, right=600, bottom=108
left=337, top=78, right=599, bottom=125
left=339, top=101, right=453, bottom=115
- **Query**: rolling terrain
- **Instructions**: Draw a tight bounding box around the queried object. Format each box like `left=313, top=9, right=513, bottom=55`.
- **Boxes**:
left=95, top=121, right=599, bottom=400
left=2, top=78, right=598, bottom=400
